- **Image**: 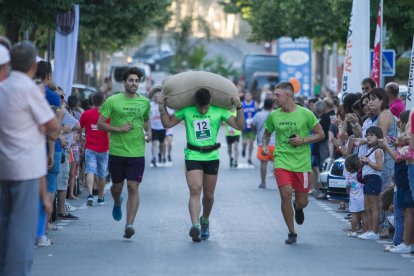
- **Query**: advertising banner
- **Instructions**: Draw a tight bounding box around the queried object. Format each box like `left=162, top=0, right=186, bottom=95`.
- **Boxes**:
left=406, top=36, right=414, bottom=111
left=277, top=37, right=311, bottom=97
left=54, top=5, right=79, bottom=99
left=341, top=0, right=370, bottom=94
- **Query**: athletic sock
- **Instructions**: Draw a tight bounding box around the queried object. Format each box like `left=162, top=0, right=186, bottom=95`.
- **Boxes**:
left=200, top=216, right=209, bottom=224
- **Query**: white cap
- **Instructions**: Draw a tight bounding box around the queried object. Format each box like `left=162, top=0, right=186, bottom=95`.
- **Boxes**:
left=0, top=45, right=10, bottom=65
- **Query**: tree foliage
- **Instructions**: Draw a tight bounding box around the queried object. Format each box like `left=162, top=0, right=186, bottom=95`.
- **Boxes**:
left=0, top=0, right=172, bottom=51
left=220, top=0, right=414, bottom=50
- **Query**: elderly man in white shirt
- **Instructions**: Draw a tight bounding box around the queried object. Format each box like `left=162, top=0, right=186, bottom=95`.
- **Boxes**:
left=0, top=41, right=59, bottom=276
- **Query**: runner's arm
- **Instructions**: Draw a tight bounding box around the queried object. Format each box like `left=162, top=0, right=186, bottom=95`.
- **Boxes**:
left=226, top=96, right=245, bottom=130
left=291, top=123, right=325, bottom=146
left=157, top=95, right=181, bottom=128
left=262, top=129, right=272, bottom=155
left=97, top=115, right=132, bottom=133
left=144, top=119, right=152, bottom=142
left=226, top=109, right=245, bottom=131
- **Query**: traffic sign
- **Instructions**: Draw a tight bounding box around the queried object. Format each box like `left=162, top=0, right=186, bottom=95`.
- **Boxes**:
left=370, top=49, right=396, bottom=77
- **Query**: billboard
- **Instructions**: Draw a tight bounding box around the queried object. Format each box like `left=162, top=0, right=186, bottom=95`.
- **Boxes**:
left=277, top=37, right=311, bottom=96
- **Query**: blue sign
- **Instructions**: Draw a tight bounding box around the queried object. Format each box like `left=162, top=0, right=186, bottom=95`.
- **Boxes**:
left=370, top=49, right=396, bottom=77
left=277, top=37, right=312, bottom=97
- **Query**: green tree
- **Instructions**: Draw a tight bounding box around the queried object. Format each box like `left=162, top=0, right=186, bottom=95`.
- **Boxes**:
left=220, top=0, right=414, bottom=50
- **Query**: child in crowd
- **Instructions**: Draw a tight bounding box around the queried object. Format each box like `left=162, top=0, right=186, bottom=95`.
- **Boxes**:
left=357, top=126, right=384, bottom=240
left=379, top=110, right=414, bottom=253
left=344, top=155, right=366, bottom=237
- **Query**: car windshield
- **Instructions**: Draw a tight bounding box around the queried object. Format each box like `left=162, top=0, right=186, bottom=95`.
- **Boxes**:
left=113, top=67, right=145, bottom=83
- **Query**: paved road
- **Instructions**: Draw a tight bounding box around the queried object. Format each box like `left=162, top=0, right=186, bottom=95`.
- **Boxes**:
left=32, top=124, right=413, bottom=276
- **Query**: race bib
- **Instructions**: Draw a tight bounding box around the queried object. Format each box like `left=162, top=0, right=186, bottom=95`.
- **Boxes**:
left=193, top=119, right=211, bottom=140
left=246, top=118, right=253, bottom=128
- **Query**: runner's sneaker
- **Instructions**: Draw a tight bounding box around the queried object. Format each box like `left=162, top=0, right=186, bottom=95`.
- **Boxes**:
left=189, top=225, right=201, bottom=242
left=200, top=216, right=210, bottom=240
left=65, top=202, right=77, bottom=212
left=293, top=200, right=304, bottom=225
left=285, top=232, right=297, bottom=245
left=233, top=161, right=238, bottom=168
left=248, top=159, right=253, bottom=165
left=230, top=157, right=234, bottom=168
left=112, top=196, right=123, bottom=221
left=123, top=224, right=135, bottom=239
left=97, top=197, right=105, bottom=205
left=87, top=195, right=93, bottom=206
left=389, top=243, right=412, bottom=254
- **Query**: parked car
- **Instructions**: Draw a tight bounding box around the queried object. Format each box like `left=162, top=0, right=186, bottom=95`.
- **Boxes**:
left=133, top=44, right=174, bottom=71
left=247, top=71, right=279, bottom=102
left=71, top=83, right=97, bottom=102
left=110, top=62, right=152, bottom=96
left=326, top=157, right=348, bottom=201
left=241, top=54, right=279, bottom=90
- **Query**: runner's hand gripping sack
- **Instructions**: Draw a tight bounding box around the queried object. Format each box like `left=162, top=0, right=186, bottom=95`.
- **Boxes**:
left=161, top=71, right=238, bottom=110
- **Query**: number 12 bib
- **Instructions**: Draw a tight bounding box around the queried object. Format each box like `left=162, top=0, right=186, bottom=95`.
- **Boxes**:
left=193, top=119, right=211, bottom=140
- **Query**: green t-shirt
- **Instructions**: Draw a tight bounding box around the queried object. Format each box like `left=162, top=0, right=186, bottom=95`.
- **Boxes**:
left=99, top=93, right=150, bottom=157
left=264, top=105, right=319, bottom=172
left=225, top=111, right=241, bottom=136
left=175, top=105, right=232, bottom=161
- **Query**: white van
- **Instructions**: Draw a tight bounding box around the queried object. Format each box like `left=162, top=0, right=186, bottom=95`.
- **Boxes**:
left=110, top=62, right=152, bottom=97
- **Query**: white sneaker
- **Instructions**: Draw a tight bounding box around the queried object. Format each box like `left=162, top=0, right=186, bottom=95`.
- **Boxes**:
left=360, top=232, right=379, bottom=240
left=36, top=236, right=52, bottom=247
left=389, top=243, right=412, bottom=254
left=384, top=244, right=396, bottom=252
left=65, top=202, right=77, bottom=212
left=357, top=232, right=370, bottom=239
left=347, top=232, right=358, bottom=237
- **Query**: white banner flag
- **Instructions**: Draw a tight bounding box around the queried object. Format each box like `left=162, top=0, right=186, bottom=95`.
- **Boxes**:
left=406, top=36, right=414, bottom=111
left=341, top=0, right=370, bottom=94
left=53, top=5, right=79, bottom=99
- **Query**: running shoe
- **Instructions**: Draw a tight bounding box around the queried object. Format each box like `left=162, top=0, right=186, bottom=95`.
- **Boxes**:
left=97, top=197, right=106, bottom=205
left=241, top=148, right=246, bottom=158
left=168, top=155, right=172, bottom=162
left=230, top=157, right=234, bottom=168
left=293, top=200, right=304, bottom=225
left=389, top=243, right=412, bottom=254
left=200, top=217, right=210, bottom=240
left=189, top=225, right=201, bottom=242
left=285, top=232, right=297, bottom=245
left=123, top=224, right=135, bottom=239
left=233, top=161, right=238, bottom=168
left=248, top=159, right=253, bottom=165
left=87, top=195, right=93, bottom=206
left=112, top=196, right=123, bottom=221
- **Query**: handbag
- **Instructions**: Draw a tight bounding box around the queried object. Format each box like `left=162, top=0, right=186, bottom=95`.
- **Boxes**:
left=356, top=146, right=379, bottom=184
left=396, top=145, right=414, bottom=161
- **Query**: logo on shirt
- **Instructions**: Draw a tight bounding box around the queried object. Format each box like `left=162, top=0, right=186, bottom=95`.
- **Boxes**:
left=91, top=124, right=98, bottom=130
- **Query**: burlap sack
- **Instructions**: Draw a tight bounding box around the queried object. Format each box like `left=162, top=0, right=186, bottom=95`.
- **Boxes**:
left=161, top=71, right=238, bottom=110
